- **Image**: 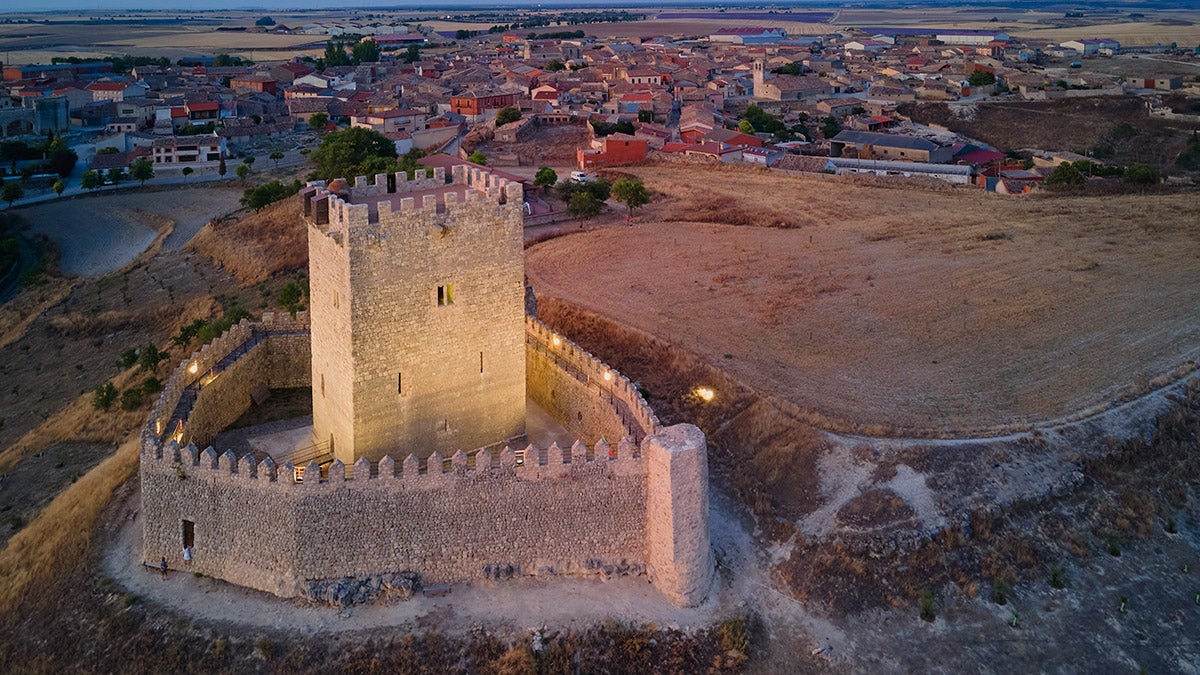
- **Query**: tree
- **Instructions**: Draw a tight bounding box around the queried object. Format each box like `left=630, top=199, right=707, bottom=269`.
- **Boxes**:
left=821, top=116, right=841, bottom=139
left=91, top=382, right=118, bottom=410
left=771, top=62, right=802, bottom=76
left=546, top=59, right=565, bottom=72
left=52, top=179, right=65, bottom=197
left=468, top=150, right=488, bottom=166
left=968, top=70, right=997, bottom=87
left=308, top=126, right=399, bottom=182
left=533, top=166, right=557, bottom=188
left=214, top=53, right=234, bottom=67
left=278, top=280, right=304, bottom=315
left=236, top=164, right=250, bottom=179
left=495, top=106, right=522, bottom=126
left=403, top=45, right=420, bottom=63
left=255, top=16, right=275, bottom=26
left=243, top=156, right=255, bottom=167
left=1123, top=163, right=1160, bottom=185
left=81, top=169, right=101, bottom=190
left=352, top=38, right=381, bottom=64
left=218, top=157, right=227, bottom=177
left=240, top=179, right=303, bottom=211
left=1046, top=161, right=1085, bottom=187
left=129, top=157, right=154, bottom=185
left=309, top=112, right=329, bottom=130
left=738, top=119, right=755, bottom=134
left=181, top=166, right=194, bottom=180
left=611, top=177, right=649, bottom=216
left=567, top=191, right=601, bottom=224
left=106, top=168, right=124, bottom=185
left=1, top=182, right=22, bottom=208
left=47, top=147, right=77, bottom=178
left=269, top=151, right=284, bottom=168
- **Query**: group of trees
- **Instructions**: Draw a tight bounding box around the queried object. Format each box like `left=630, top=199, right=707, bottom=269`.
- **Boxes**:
left=1, top=136, right=78, bottom=178
left=967, top=70, right=997, bottom=87
left=1046, top=160, right=1161, bottom=188
left=308, top=127, right=426, bottom=182
left=317, top=37, right=381, bottom=69
left=240, top=179, right=303, bottom=211
left=590, top=120, right=635, bottom=137
left=740, top=104, right=810, bottom=141
left=555, top=175, right=649, bottom=223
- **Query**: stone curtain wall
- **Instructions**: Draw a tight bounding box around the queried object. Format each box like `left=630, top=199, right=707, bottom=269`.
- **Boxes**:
left=141, top=437, right=649, bottom=598
left=526, top=317, right=660, bottom=446
left=142, top=315, right=711, bottom=607
left=148, top=313, right=310, bottom=447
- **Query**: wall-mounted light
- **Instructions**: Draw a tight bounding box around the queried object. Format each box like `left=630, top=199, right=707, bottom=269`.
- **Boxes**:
left=603, top=371, right=612, bottom=381
left=552, top=336, right=561, bottom=346
left=189, top=362, right=198, bottom=374
left=694, top=386, right=715, bottom=403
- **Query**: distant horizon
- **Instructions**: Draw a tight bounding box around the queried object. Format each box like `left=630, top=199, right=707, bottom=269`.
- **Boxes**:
left=5, top=0, right=1191, bottom=14
left=3, top=0, right=842, bottom=13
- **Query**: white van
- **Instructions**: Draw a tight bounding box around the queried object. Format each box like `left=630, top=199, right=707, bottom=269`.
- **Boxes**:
left=569, top=171, right=591, bottom=183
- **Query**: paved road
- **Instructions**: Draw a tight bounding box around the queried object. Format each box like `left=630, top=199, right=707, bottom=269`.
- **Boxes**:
left=4, top=147, right=309, bottom=209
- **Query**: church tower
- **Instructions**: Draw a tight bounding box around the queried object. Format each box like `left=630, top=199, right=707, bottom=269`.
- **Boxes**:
left=301, top=166, right=527, bottom=464
left=752, top=60, right=766, bottom=98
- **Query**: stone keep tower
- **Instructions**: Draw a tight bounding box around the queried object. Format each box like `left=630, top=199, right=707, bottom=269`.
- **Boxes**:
left=302, top=166, right=527, bottom=464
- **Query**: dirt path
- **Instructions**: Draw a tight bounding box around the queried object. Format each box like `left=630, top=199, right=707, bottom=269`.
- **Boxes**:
left=101, top=483, right=806, bottom=640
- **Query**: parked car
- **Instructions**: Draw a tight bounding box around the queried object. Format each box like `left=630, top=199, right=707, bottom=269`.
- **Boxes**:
left=569, top=171, right=591, bottom=183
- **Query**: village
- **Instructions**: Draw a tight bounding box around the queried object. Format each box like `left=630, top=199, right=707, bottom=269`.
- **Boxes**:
left=0, top=9, right=1196, bottom=207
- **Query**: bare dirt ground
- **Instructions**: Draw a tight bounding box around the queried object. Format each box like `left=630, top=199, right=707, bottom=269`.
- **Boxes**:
left=527, top=164, right=1200, bottom=437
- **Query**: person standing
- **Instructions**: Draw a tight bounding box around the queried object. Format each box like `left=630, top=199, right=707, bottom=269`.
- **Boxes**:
left=160, top=557, right=168, bottom=579
left=182, top=545, right=193, bottom=567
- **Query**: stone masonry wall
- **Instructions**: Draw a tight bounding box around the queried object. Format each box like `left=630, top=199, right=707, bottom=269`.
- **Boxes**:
left=141, top=437, right=648, bottom=598
left=525, top=317, right=659, bottom=446
left=141, top=315, right=711, bottom=608
left=305, top=167, right=527, bottom=463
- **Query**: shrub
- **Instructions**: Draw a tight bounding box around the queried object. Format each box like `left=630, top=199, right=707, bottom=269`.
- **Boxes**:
left=1049, top=566, right=1066, bottom=589
left=119, top=388, right=144, bottom=411
left=141, top=376, right=162, bottom=395
left=92, top=382, right=118, bottom=410
left=991, top=578, right=1010, bottom=605
left=919, top=588, right=935, bottom=622
left=1046, top=161, right=1085, bottom=187
left=1122, top=163, right=1160, bottom=185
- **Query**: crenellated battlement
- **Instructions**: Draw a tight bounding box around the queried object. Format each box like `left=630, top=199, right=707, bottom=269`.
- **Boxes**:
left=300, top=164, right=524, bottom=238
left=143, top=434, right=643, bottom=490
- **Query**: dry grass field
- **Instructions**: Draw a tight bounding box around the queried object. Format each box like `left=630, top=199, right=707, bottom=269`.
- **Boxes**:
left=1013, top=21, right=1200, bottom=46
left=526, top=165, right=1200, bottom=436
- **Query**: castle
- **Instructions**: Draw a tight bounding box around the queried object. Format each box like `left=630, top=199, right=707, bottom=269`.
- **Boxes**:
left=140, top=165, right=714, bottom=607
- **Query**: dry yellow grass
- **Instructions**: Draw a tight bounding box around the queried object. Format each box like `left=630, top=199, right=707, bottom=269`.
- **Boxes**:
left=1013, top=22, right=1200, bottom=46
left=526, top=164, right=1200, bottom=436
left=0, top=435, right=138, bottom=616
left=188, top=199, right=307, bottom=284
left=0, top=361, right=158, bottom=474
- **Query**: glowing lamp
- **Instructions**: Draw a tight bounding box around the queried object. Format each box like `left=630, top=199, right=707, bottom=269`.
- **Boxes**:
left=188, top=362, right=198, bottom=374
left=694, top=386, right=715, bottom=403
left=603, top=371, right=612, bottom=381
left=552, top=336, right=561, bottom=346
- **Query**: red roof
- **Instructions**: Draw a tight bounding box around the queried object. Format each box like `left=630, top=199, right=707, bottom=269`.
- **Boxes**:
left=187, top=101, right=219, bottom=112
left=170, top=107, right=188, bottom=118
left=86, top=82, right=128, bottom=91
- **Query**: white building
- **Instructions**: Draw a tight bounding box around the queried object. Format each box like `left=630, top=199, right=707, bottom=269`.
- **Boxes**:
left=1060, top=38, right=1121, bottom=55
left=935, top=30, right=1010, bottom=45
